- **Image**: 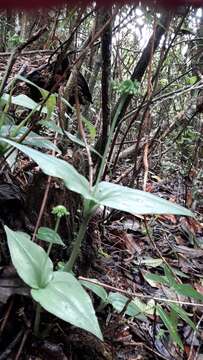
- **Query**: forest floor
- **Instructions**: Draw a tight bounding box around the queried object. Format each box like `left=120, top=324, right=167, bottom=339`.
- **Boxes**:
left=0, top=53, right=203, bottom=360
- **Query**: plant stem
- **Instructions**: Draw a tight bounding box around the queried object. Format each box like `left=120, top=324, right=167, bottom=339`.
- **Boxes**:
left=46, top=217, right=61, bottom=257
left=34, top=302, right=41, bottom=336
left=63, top=101, right=125, bottom=272
left=64, top=212, right=90, bottom=272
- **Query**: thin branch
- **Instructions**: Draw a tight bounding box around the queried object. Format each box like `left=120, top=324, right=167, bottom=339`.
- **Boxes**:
left=79, top=277, right=203, bottom=307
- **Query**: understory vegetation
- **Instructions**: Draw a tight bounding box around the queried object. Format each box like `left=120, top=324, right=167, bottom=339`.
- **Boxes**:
left=0, top=3, right=202, bottom=359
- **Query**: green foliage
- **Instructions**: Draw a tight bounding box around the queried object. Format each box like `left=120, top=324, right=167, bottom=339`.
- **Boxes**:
left=186, top=75, right=198, bottom=85
left=0, top=138, right=193, bottom=217
left=7, top=33, right=23, bottom=48
left=5, top=226, right=103, bottom=340
left=0, top=138, right=91, bottom=199
left=1, top=93, right=47, bottom=113
left=31, top=272, right=103, bottom=339
left=157, top=304, right=183, bottom=349
left=37, top=227, right=65, bottom=245
left=93, top=181, right=192, bottom=216
left=81, top=280, right=153, bottom=320
left=80, top=280, right=108, bottom=303
left=1, top=138, right=194, bottom=344
left=113, top=79, right=140, bottom=95
left=52, top=205, right=70, bottom=218
left=5, top=227, right=53, bottom=289
left=81, top=278, right=196, bottom=350
left=144, top=264, right=202, bottom=347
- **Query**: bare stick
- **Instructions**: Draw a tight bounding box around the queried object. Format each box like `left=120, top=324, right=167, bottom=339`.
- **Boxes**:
left=79, top=277, right=203, bottom=307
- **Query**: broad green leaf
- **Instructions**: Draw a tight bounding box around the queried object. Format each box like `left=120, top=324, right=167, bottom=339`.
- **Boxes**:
left=0, top=138, right=92, bottom=200
left=93, top=182, right=193, bottom=216
left=157, top=304, right=183, bottom=349
left=23, top=133, right=61, bottom=153
left=169, top=304, right=196, bottom=330
left=173, top=283, right=203, bottom=301
left=0, top=126, right=61, bottom=153
left=80, top=280, right=108, bottom=302
left=1, top=94, right=47, bottom=114
left=37, top=227, right=64, bottom=246
left=108, top=292, right=147, bottom=320
left=31, top=272, right=103, bottom=340
left=5, top=226, right=53, bottom=289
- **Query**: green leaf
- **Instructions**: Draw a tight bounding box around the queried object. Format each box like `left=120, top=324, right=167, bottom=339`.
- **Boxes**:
left=169, top=303, right=196, bottom=330
left=39, top=89, right=56, bottom=120
left=166, top=267, right=189, bottom=279
left=164, top=265, right=176, bottom=287
left=31, top=272, right=103, bottom=340
left=23, top=134, right=61, bottom=153
left=108, top=292, right=147, bottom=320
left=157, top=304, right=183, bottom=349
left=4, top=226, right=53, bottom=289
left=144, top=273, right=168, bottom=286
left=0, top=138, right=92, bottom=200
left=80, top=280, right=108, bottom=302
left=173, top=283, right=203, bottom=301
left=93, top=182, right=193, bottom=216
left=1, top=93, right=47, bottom=114
left=82, top=117, right=96, bottom=140
left=187, top=76, right=197, bottom=85
left=1, top=126, right=61, bottom=153
left=37, top=227, right=65, bottom=246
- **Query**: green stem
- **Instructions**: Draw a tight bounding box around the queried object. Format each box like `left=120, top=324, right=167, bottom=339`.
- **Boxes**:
left=63, top=101, right=126, bottom=272
left=46, top=217, right=61, bottom=258
left=64, top=211, right=91, bottom=272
